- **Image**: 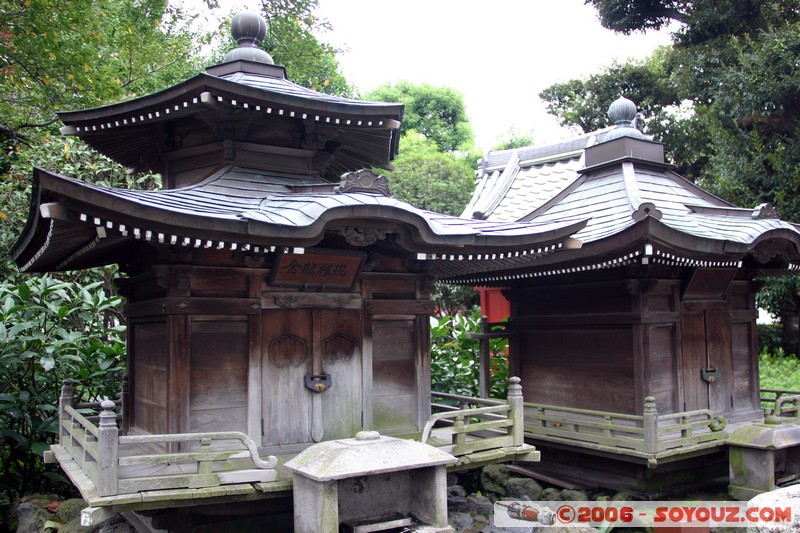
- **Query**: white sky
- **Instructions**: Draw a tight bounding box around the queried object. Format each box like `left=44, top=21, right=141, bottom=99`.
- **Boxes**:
left=196, top=0, right=675, bottom=151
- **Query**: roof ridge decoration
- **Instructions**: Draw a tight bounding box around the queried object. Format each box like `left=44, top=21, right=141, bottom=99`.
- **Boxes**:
left=622, top=161, right=664, bottom=221
left=334, top=169, right=392, bottom=197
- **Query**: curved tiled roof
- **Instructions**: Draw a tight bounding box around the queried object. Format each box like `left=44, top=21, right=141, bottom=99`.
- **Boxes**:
left=12, top=165, right=587, bottom=275
left=452, top=133, right=800, bottom=285
left=57, top=63, right=404, bottom=177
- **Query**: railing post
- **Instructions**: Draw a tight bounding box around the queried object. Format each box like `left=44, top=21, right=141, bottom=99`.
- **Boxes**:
left=643, top=396, right=658, bottom=455
left=59, top=379, right=74, bottom=444
left=97, top=400, right=119, bottom=497
left=454, top=413, right=466, bottom=446
left=508, top=376, right=524, bottom=446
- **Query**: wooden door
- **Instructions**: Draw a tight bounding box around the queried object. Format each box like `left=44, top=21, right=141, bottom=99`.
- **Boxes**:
left=261, top=308, right=362, bottom=447
left=261, top=309, right=312, bottom=447
left=680, top=309, right=733, bottom=415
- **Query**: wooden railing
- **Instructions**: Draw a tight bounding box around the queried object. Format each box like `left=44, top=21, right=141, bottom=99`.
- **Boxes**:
left=422, top=377, right=526, bottom=458
left=523, top=396, right=727, bottom=463
left=761, top=388, right=800, bottom=419
left=55, top=379, right=278, bottom=497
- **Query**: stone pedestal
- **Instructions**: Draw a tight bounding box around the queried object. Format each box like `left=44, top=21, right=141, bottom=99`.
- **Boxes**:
left=728, top=422, right=800, bottom=501
left=285, top=431, right=456, bottom=533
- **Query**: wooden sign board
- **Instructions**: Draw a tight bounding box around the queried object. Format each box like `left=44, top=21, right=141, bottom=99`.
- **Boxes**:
left=270, top=249, right=366, bottom=288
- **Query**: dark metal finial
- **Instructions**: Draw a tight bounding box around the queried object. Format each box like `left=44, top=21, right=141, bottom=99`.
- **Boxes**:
left=604, top=95, right=645, bottom=141
left=223, top=12, right=274, bottom=65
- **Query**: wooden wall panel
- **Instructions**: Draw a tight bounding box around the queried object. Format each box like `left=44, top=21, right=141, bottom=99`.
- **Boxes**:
left=728, top=281, right=753, bottom=310
left=731, top=321, right=758, bottom=414
left=189, top=320, right=248, bottom=433
left=132, top=322, right=168, bottom=434
left=643, top=282, right=678, bottom=313
left=645, top=325, right=678, bottom=413
left=519, top=327, right=635, bottom=413
left=372, top=319, right=418, bottom=432
left=515, top=284, right=634, bottom=316
left=190, top=273, right=248, bottom=298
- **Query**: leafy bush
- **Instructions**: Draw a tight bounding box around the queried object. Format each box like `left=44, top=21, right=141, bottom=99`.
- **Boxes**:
left=0, top=275, right=125, bottom=512
left=430, top=307, right=509, bottom=399
left=758, top=323, right=784, bottom=356
left=759, top=350, right=800, bottom=392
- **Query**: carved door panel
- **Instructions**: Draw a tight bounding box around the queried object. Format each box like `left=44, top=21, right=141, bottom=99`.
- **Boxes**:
left=316, top=309, right=362, bottom=441
left=261, top=309, right=312, bottom=447
left=261, top=308, right=362, bottom=447
left=680, top=309, right=733, bottom=415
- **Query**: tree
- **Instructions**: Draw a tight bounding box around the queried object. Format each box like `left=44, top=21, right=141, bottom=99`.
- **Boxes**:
left=585, top=0, right=789, bottom=43
left=0, top=0, right=207, bottom=153
left=261, top=0, right=352, bottom=96
left=366, top=81, right=474, bottom=152
left=387, top=132, right=476, bottom=216
left=206, top=0, right=353, bottom=97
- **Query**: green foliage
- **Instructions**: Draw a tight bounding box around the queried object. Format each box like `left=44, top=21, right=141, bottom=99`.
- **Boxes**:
left=584, top=0, right=795, bottom=44
left=430, top=308, right=509, bottom=399
left=387, top=132, right=476, bottom=216
left=204, top=1, right=352, bottom=96
left=0, top=0, right=207, bottom=149
left=758, top=323, right=784, bottom=356
left=755, top=276, right=800, bottom=356
left=366, top=81, right=475, bottom=152
left=492, top=128, right=535, bottom=151
left=260, top=0, right=352, bottom=96
left=0, top=276, right=126, bottom=509
left=584, top=0, right=689, bottom=34
left=433, top=283, right=480, bottom=317
left=759, top=351, right=800, bottom=392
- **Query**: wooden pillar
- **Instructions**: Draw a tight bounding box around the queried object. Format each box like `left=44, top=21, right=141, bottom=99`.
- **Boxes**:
left=467, top=317, right=513, bottom=399
left=120, top=373, right=130, bottom=435
left=478, top=317, right=491, bottom=398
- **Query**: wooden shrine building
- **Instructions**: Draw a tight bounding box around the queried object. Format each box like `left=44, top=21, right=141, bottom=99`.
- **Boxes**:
left=11, top=12, right=575, bottom=528
left=456, top=96, right=800, bottom=495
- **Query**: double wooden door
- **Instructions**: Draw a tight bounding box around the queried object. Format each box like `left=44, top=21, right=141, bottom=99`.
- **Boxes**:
left=681, top=309, right=733, bottom=414
left=680, top=306, right=759, bottom=417
left=261, top=308, right=362, bottom=447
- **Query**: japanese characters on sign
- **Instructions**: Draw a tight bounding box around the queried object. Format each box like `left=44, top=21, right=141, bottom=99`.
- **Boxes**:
left=270, top=250, right=366, bottom=288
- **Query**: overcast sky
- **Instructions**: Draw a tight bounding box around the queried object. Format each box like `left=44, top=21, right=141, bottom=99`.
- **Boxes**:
left=203, top=0, right=675, bottom=151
